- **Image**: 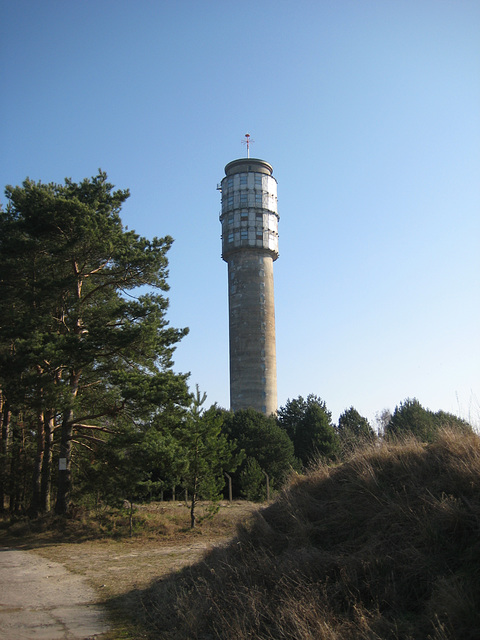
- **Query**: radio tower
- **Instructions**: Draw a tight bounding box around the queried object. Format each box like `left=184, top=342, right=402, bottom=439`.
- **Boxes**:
left=219, top=138, right=279, bottom=414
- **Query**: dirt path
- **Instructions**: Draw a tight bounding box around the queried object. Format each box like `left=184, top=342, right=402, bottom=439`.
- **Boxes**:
left=0, top=547, right=110, bottom=640
left=30, top=538, right=219, bottom=597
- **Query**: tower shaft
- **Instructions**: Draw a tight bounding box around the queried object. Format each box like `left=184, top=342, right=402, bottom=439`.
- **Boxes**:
left=220, top=158, right=279, bottom=415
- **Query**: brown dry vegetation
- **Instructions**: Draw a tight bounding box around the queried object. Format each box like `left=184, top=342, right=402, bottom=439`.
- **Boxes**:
left=133, top=429, right=480, bottom=639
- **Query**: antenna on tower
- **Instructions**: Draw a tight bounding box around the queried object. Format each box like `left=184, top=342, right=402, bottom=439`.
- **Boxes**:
left=242, top=133, right=254, bottom=158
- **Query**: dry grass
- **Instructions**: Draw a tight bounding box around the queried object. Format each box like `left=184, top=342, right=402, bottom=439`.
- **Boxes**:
left=135, top=429, right=480, bottom=639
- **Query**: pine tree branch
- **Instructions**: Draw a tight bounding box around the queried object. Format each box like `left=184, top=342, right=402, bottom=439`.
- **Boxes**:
left=72, top=433, right=111, bottom=446
left=73, top=423, right=119, bottom=434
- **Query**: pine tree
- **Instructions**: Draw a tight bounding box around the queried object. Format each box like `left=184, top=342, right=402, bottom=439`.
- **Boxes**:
left=177, top=387, right=242, bottom=528
left=0, top=172, right=189, bottom=514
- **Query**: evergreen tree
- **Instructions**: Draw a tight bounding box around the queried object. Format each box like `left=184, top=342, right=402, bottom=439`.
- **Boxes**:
left=337, top=406, right=376, bottom=454
left=385, top=398, right=436, bottom=442
left=224, top=408, right=297, bottom=497
left=0, top=172, right=189, bottom=514
left=385, top=398, right=473, bottom=443
left=277, top=395, right=340, bottom=466
left=86, top=418, right=182, bottom=535
left=240, top=457, right=267, bottom=502
left=177, top=388, right=242, bottom=528
left=433, top=411, right=472, bottom=433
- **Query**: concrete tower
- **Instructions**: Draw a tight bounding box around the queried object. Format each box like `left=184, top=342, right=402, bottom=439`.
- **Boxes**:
left=219, top=156, right=279, bottom=415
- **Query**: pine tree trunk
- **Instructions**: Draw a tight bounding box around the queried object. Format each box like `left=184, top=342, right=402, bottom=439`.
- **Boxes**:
left=10, top=416, right=26, bottom=513
left=30, top=410, right=45, bottom=516
left=55, top=407, right=74, bottom=515
left=9, top=416, right=20, bottom=513
left=40, top=412, right=54, bottom=512
left=0, top=392, right=5, bottom=510
left=55, top=371, right=80, bottom=515
left=0, top=395, right=11, bottom=512
left=190, top=477, right=197, bottom=529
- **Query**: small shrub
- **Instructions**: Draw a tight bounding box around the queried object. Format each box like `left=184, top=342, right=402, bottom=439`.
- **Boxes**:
left=240, top=457, right=266, bottom=501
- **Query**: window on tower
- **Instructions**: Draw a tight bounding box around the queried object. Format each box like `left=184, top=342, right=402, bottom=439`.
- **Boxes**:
left=240, top=174, right=247, bottom=186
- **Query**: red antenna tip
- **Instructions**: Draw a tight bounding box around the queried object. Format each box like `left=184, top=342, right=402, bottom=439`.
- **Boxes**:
left=242, top=133, right=254, bottom=157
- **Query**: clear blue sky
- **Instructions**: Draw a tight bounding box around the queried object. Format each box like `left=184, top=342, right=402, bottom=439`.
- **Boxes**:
left=1, top=0, right=479, bottom=428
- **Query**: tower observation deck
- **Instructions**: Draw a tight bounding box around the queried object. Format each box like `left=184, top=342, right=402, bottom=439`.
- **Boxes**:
left=219, top=157, right=279, bottom=415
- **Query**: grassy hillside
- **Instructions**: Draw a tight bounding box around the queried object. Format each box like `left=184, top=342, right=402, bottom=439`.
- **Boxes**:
left=139, top=429, right=480, bottom=639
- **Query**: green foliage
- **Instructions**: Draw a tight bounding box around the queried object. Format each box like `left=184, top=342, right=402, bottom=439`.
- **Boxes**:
left=337, top=406, right=376, bottom=454
left=385, top=398, right=473, bottom=443
left=0, top=172, right=189, bottom=514
left=277, top=395, right=340, bottom=466
left=386, top=398, right=435, bottom=441
left=87, top=424, right=176, bottom=508
left=434, top=410, right=473, bottom=433
left=223, top=408, right=297, bottom=497
left=177, top=388, right=243, bottom=527
left=240, top=457, right=267, bottom=502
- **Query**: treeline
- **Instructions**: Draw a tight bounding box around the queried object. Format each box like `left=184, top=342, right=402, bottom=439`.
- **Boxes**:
left=0, top=173, right=472, bottom=523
